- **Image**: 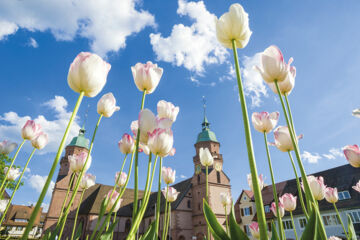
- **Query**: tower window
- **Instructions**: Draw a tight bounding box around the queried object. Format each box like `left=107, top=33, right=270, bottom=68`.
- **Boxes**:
left=217, top=172, right=221, bottom=183
left=197, top=175, right=200, bottom=184
left=187, top=200, right=191, bottom=208
left=198, top=203, right=201, bottom=211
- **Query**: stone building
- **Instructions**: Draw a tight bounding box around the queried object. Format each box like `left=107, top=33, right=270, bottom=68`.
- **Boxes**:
left=43, top=115, right=232, bottom=239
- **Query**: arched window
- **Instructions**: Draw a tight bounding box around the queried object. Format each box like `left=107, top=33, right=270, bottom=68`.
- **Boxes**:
left=125, top=219, right=131, bottom=233
left=187, top=200, right=191, bottom=208
left=217, top=171, right=221, bottom=183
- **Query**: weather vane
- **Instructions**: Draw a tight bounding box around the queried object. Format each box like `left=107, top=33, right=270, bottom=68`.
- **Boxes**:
left=202, top=96, right=206, bottom=117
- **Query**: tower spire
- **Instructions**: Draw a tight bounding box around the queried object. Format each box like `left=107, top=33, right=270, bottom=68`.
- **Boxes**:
left=202, top=96, right=210, bottom=130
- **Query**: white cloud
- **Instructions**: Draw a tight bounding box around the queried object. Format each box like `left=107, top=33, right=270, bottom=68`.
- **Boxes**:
left=27, top=37, right=38, bottom=48
left=150, top=0, right=228, bottom=73
left=323, top=147, right=343, bottom=160
left=0, top=95, right=81, bottom=154
left=301, top=151, right=322, bottom=164
left=28, top=174, right=55, bottom=198
left=180, top=174, right=187, bottom=179
left=27, top=201, right=50, bottom=212
left=322, top=154, right=335, bottom=160
left=241, top=53, right=268, bottom=108
left=0, top=0, right=155, bottom=56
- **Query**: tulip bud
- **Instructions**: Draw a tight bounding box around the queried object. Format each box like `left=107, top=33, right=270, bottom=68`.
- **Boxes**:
left=279, top=193, right=297, bottom=212
left=272, top=126, right=303, bottom=152
left=0, top=200, right=9, bottom=213
left=162, top=187, right=180, bottom=203
left=162, top=167, right=176, bottom=185
left=199, top=148, right=214, bottom=167
left=255, top=45, right=293, bottom=83
left=80, top=173, right=96, bottom=190
left=305, top=176, right=326, bottom=201
left=131, top=61, right=163, bottom=94
left=97, top=92, right=120, bottom=117
left=115, top=171, right=127, bottom=187
left=138, top=109, right=157, bottom=144
left=352, top=180, right=360, bottom=193
left=4, top=167, right=20, bottom=181
left=21, top=120, right=42, bottom=140
left=220, top=192, right=232, bottom=207
left=148, top=128, right=174, bottom=157
left=215, top=3, right=252, bottom=49
left=31, top=132, right=48, bottom=150
left=118, top=134, right=135, bottom=155
left=157, top=100, right=180, bottom=122
left=270, top=201, right=284, bottom=218
left=69, top=152, right=92, bottom=173
left=105, top=190, right=122, bottom=213
left=249, top=222, right=260, bottom=239
left=343, top=144, right=360, bottom=168
left=268, top=66, right=296, bottom=95
left=247, top=174, right=265, bottom=193
left=67, top=52, right=111, bottom=97
left=0, top=140, right=18, bottom=155
left=251, top=111, right=279, bottom=133
left=325, top=187, right=338, bottom=203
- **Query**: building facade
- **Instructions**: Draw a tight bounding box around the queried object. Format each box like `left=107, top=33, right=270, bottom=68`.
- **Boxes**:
left=43, top=115, right=232, bottom=239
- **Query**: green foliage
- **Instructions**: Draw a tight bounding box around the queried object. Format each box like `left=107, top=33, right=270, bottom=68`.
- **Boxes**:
left=99, top=219, right=119, bottom=240
left=229, top=205, right=249, bottom=240
left=74, top=222, right=83, bottom=240
left=270, top=221, right=279, bottom=240
left=203, top=199, right=230, bottom=240
left=300, top=208, right=318, bottom=240
left=0, top=154, right=23, bottom=193
left=139, top=222, right=156, bottom=240
left=347, top=214, right=357, bottom=240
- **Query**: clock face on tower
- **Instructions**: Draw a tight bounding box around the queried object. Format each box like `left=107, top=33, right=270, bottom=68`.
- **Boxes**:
left=195, top=164, right=201, bottom=174
left=215, top=162, right=222, bottom=172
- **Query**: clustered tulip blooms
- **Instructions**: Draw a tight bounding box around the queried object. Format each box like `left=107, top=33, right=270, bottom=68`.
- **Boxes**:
left=157, top=100, right=180, bottom=123
left=249, top=222, right=260, bottom=239
left=343, top=144, right=360, bottom=168
left=105, top=190, right=122, bottom=213
left=115, top=172, right=127, bottom=187
left=220, top=192, right=232, bottom=207
left=21, top=120, right=42, bottom=140
left=138, top=109, right=157, bottom=144
left=4, top=167, right=20, bottom=181
left=270, top=201, right=284, bottom=218
left=69, top=152, right=92, bottom=173
left=138, top=142, right=150, bottom=155
left=80, top=173, right=96, bottom=190
left=147, top=128, right=174, bottom=157
left=305, top=176, right=327, bottom=201
left=353, top=180, right=360, bottom=193
left=118, top=134, right=135, bottom=155
left=247, top=173, right=265, bottom=193
left=199, top=148, right=214, bottom=167
left=162, top=167, right=176, bottom=185
left=67, top=52, right=111, bottom=97
left=271, top=126, right=303, bottom=152
left=280, top=193, right=297, bottom=212
left=162, top=187, right=180, bottom=203
left=325, top=187, right=338, bottom=203
left=268, top=65, right=296, bottom=96
left=131, top=61, right=163, bottom=94
left=31, top=132, right=49, bottom=150
left=251, top=111, right=279, bottom=133
left=97, top=92, right=120, bottom=118
left=0, top=140, right=17, bottom=155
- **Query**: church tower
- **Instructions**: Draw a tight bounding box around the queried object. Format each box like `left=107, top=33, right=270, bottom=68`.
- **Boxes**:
left=191, top=101, right=232, bottom=240
left=43, top=128, right=90, bottom=233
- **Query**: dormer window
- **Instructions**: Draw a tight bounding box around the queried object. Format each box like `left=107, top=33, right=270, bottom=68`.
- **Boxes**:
left=338, top=191, right=351, bottom=200
left=264, top=205, right=270, bottom=213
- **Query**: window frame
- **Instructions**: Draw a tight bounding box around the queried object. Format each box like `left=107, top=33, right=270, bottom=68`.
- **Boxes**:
left=338, top=190, right=351, bottom=200
left=347, top=209, right=360, bottom=223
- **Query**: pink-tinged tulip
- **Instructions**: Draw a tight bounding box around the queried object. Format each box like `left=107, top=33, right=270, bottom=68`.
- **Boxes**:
left=4, top=167, right=20, bottom=181
left=130, top=120, right=139, bottom=136
left=220, top=192, right=232, bottom=207
left=162, top=187, right=180, bottom=203
left=115, top=171, right=127, bottom=187
left=156, top=117, right=173, bottom=130
left=280, top=193, right=297, bottom=212
left=157, top=100, right=180, bottom=122
left=162, top=167, right=176, bottom=185
left=215, top=3, right=252, bottom=49
left=249, top=222, right=260, bottom=239
left=148, top=128, right=174, bottom=157
left=167, top=148, right=176, bottom=157
left=268, top=65, right=296, bottom=96
left=247, top=174, right=265, bottom=193
left=21, top=120, right=42, bottom=140
left=352, top=180, right=360, bottom=193
left=69, top=152, right=92, bottom=173
left=80, top=173, right=96, bottom=190
left=97, top=92, right=120, bottom=118
left=305, top=176, right=326, bottom=201
left=0, top=200, right=8, bottom=213
left=251, top=111, right=279, bottom=133
left=271, top=126, right=303, bottom=152
left=328, top=237, right=341, bottom=240
left=105, top=190, right=122, bottom=213
left=325, top=187, right=338, bottom=203
left=255, top=45, right=293, bottom=83
left=67, top=52, right=111, bottom=97
left=0, top=140, right=17, bottom=155
left=118, top=134, right=135, bottom=155
left=343, top=145, right=360, bottom=168
left=199, top=147, right=214, bottom=167
left=31, top=132, right=48, bottom=150
left=270, top=201, right=284, bottom=218
left=138, top=143, right=150, bottom=155
left=138, top=109, right=157, bottom=144
left=131, top=61, right=163, bottom=94
left=352, top=108, right=360, bottom=118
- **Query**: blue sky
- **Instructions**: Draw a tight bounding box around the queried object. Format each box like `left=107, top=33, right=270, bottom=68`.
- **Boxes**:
left=0, top=0, right=359, bottom=211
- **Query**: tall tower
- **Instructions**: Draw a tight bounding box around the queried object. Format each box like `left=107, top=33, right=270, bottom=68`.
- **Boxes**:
left=43, top=128, right=90, bottom=234
left=191, top=99, right=232, bottom=240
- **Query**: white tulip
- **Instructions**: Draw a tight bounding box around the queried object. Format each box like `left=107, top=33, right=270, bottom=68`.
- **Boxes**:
left=268, top=66, right=296, bottom=95
left=162, top=167, right=176, bottom=185
left=131, top=61, right=163, bottom=94
left=31, top=132, right=48, bottom=150
left=0, top=140, right=17, bottom=155
left=199, top=148, right=214, bottom=167
left=162, top=187, right=180, bottom=203
left=4, top=167, right=20, bottom=181
left=271, top=126, right=303, bottom=152
left=69, top=152, right=92, bottom=173
left=21, top=120, right=42, bottom=141
left=80, top=173, right=96, bottom=190
left=0, top=200, right=9, bottom=213
left=220, top=192, right=232, bottom=206
left=148, top=128, right=174, bottom=157
left=157, top=100, right=180, bottom=122
left=251, top=111, right=279, bottom=133
left=97, top=92, right=120, bottom=117
left=138, top=109, right=157, bottom=144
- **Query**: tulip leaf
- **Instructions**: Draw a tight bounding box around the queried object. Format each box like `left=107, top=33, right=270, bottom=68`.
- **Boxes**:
left=347, top=214, right=356, bottom=240
left=74, top=222, right=83, bottom=240
left=140, top=222, right=156, bottom=240
left=270, top=221, right=280, bottom=240
left=99, top=219, right=119, bottom=240
left=203, top=199, right=230, bottom=240
left=300, top=208, right=318, bottom=240
left=229, top=205, right=249, bottom=240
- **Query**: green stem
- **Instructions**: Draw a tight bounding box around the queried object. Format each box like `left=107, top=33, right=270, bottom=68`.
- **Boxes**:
left=21, top=91, right=84, bottom=240
left=0, top=148, right=36, bottom=226
left=132, top=90, right=147, bottom=222
left=287, top=151, right=308, bottom=219
left=70, top=189, right=85, bottom=240
left=206, top=165, right=210, bottom=240
left=57, top=172, right=76, bottom=225
left=290, top=211, right=298, bottom=240
left=0, top=182, right=9, bottom=200
left=110, top=211, right=117, bottom=239
left=232, top=40, right=267, bottom=239
left=333, top=203, right=348, bottom=239
left=164, top=203, right=171, bottom=239
left=161, top=184, right=169, bottom=240
left=59, top=114, right=103, bottom=240
left=263, top=133, right=284, bottom=239
left=155, top=157, right=163, bottom=235
left=109, top=154, right=128, bottom=205
left=225, top=205, right=229, bottom=234
left=0, top=139, right=26, bottom=195
left=284, top=94, right=296, bottom=134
